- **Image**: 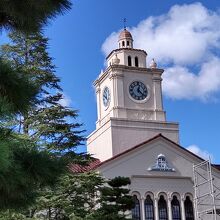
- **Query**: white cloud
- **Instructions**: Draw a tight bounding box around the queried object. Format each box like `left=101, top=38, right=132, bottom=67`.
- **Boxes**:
left=163, top=57, right=220, bottom=101
left=101, top=3, right=220, bottom=101
left=58, top=93, right=72, bottom=107
left=186, top=145, right=213, bottom=161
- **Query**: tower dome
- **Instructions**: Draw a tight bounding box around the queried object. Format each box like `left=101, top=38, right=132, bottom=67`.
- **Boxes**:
left=119, top=29, right=133, bottom=40
left=118, top=29, right=133, bottom=49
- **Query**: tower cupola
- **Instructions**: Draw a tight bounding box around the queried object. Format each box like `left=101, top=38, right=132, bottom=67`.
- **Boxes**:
left=118, top=29, right=133, bottom=49
left=106, top=28, right=147, bottom=67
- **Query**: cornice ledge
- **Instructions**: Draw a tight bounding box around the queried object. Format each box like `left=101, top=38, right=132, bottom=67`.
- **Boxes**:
left=109, top=71, right=124, bottom=79
left=131, top=175, right=192, bottom=181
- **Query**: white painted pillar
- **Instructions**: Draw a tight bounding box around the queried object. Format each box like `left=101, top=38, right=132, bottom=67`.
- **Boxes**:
left=155, top=198, right=159, bottom=220
left=141, top=196, right=145, bottom=220
left=152, top=71, right=165, bottom=121
left=95, top=86, right=101, bottom=127
left=167, top=197, right=172, bottom=220
left=152, top=72, right=163, bottom=111
left=181, top=196, right=186, bottom=220
left=109, top=71, right=124, bottom=118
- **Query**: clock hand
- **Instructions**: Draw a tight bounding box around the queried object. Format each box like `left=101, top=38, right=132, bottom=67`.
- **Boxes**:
left=137, top=86, right=144, bottom=96
left=139, top=86, right=144, bottom=95
left=103, top=94, right=107, bottom=99
left=137, top=86, right=140, bottom=94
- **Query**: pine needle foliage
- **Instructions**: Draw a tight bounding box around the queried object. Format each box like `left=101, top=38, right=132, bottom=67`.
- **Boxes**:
left=0, top=0, right=71, bottom=33
left=88, top=176, right=134, bottom=220
left=0, top=58, right=37, bottom=115
left=1, top=31, right=85, bottom=158
left=0, top=31, right=85, bottom=210
left=30, top=172, right=104, bottom=219
left=0, top=129, right=65, bottom=210
left=0, top=0, right=89, bottom=213
left=14, top=174, right=134, bottom=220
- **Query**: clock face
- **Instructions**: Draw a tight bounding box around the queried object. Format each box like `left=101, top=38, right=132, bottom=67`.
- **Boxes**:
left=103, top=87, right=110, bottom=108
left=129, top=81, right=148, bottom=101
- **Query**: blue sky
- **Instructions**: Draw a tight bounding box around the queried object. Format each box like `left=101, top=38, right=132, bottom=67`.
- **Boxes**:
left=1, top=0, right=220, bottom=163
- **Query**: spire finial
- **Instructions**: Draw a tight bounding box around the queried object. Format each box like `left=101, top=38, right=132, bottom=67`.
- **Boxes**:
left=123, top=18, right=127, bottom=30
left=150, top=58, right=157, bottom=69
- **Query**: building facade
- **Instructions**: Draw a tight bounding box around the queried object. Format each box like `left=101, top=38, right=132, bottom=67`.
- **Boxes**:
left=87, top=29, right=220, bottom=220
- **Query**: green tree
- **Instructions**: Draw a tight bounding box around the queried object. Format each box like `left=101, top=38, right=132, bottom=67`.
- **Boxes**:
left=19, top=174, right=134, bottom=220
left=0, top=59, right=37, bottom=116
left=30, top=172, right=104, bottom=219
left=0, top=0, right=72, bottom=117
left=0, top=0, right=72, bottom=109
left=0, top=0, right=77, bottom=212
left=88, top=176, right=134, bottom=220
left=0, top=59, right=43, bottom=209
left=0, top=31, right=86, bottom=210
left=0, top=132, right=65, bottom=210
left=0, top=58, right=37, bottom=175
left=0, top=0, right=71, bottom=33
left=1, top=31, right=85, bottom=159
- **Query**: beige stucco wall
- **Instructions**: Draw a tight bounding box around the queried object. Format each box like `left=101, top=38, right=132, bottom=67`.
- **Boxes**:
left=87, top=120, right=113, bottom=160
left=98, top=138, right=197, bottom=178
left=87, top=118, right=179, bottom=161
left=97, top=137, right=220, bottom=198
left=97, top=137, right=220, bottom=220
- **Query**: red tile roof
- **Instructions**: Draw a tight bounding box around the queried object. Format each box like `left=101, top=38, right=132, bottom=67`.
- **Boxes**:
left=69, top=158, right=101, bottom=173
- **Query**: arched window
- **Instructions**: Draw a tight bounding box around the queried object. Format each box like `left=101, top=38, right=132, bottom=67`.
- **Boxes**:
left=127, top=41, right=130, bottom=46
left=128, top=56, right=132, bottom=66
left=158, top=195, right=168, bottom=220
left=135, top=56, right=139, bottom=67
left=145, top=195, right=154, bottom=220
left=132, top=195, right=141, bottom=220
left=158, top=155, right=166, bottom=168
left=122, top=41, right=125, bottom=47
left=172, top=196, right=181, bottom=220
left=184, top=196, right=194, bottom=220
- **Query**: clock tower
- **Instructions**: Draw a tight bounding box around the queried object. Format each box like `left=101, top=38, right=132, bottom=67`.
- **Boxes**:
left=87, top=29, right=179, bottom=161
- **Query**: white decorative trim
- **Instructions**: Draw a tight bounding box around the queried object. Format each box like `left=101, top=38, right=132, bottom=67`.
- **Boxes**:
left=171, top=192, right=181, bottom=200
left=184, top=193, right=194, bottom=201
left=131, top=191, right=141, bottom=199
left=157, top=192, right=168, bottom=198
left=144, top=191, right=154, bottom=199
left=148, top=154, right=175, bottom=172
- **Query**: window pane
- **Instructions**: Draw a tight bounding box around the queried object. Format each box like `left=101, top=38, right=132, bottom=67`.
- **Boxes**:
left=172, top=196, right=181, bottom=220
left=132, top=195, right=141, bottom=220
left=185, top=196, right=194, bottom=220
left=145, top=195, right=154, bottom=220
left=158, top=196, right=168, bottom=220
